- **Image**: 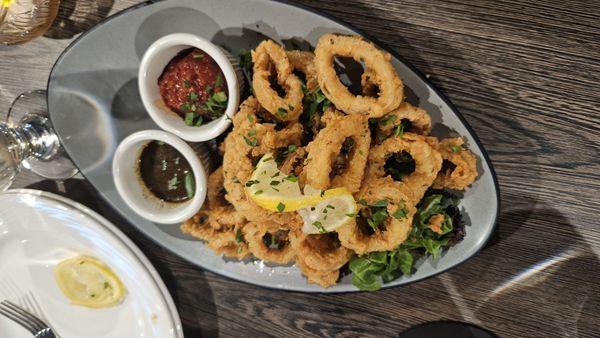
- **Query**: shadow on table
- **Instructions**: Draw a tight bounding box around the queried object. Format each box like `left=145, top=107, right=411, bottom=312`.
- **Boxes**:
left=454, top=195, right=600, bottom=337
left=25, top=179, right=220, bottom=337
left=44, top=0, right=115, bottom=40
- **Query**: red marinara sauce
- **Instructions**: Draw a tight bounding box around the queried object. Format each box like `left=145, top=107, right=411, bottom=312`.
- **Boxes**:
left=158, top=48, right=228, bottom=126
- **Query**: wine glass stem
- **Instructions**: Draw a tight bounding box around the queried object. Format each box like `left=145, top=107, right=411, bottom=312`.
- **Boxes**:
left=7, top=115, right=59, bottom=163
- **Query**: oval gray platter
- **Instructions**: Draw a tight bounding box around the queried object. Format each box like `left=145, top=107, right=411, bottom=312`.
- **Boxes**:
left=47, top=0, right=499, bottom=292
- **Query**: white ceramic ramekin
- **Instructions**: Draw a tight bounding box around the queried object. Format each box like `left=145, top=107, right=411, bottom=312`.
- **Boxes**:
left=112, top=129, right=207, bottom=224
left=138, top=33, right=242, bottom=142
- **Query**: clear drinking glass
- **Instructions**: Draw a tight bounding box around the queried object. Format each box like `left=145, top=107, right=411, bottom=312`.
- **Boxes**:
left=0, top=0, right=60, bottom=45
left=0, top=90, right=77, bottom=191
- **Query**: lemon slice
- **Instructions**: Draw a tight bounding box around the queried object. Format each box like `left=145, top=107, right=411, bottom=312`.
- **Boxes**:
left=246, top=153, right=316, bottom=212
left=55, top=256, right=126, bottom=308
left=298, top=189, right=357, bottom=234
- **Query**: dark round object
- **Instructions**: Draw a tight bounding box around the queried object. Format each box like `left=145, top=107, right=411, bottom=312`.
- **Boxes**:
left=398, top=321, right=498, bottom=338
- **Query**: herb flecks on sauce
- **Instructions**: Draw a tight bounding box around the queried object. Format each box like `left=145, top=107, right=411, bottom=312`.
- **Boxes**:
left=138, top=141, right=195, bottom=203
left=158, top=48, right=228, bottom=127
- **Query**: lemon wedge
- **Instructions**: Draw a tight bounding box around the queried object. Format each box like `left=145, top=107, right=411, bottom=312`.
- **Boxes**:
left=245, top=153, right=357, bottom=232
left=298, top=188, right=357, bottom=234
left=245, top=153, right=316, bottom=212
left=55, top=256, right=126, bottom=308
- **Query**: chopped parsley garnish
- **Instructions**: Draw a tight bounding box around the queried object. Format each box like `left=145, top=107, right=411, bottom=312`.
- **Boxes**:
left=183, top=80, right=191, bottom=88
left=393, top=124, right=404, bottom=137
left=358, top=199, right=390, bottom=231
left=312, top=221, right=327, bottom=233
left=254, top=190, right=263, bottom=195
left=371, top=199, right=389, bottom=207
left=270, top=180, right=281, bottom=186
left=243, top=129, right=258, bottom=147
left=215, top=73, right=223, bottom=87
left=184, top=112, right=199, bottom=126
left=167, top=176, right=179, bottom=190
left=212, top=91, right=227, bottom=102
left=202, top=91, right=228, bottom=120
left=276, top=202, right=285, bottom=212
left=276, top=107, right=288, bottom=118
left=235, top=228, right=245, bottom=243
left=188, top=92, right=199, bottom=101
left=366, top=208, right=389, bottom=231
left=180, top=102, right=195, bottom=112
left=245, top=180, right=259, bottom=187
left=198, top=215, right=208, bottom=224
left=379, top=114, right=397, bottom=126
left=392, top=207, right=408, bottom=219
left=451, top=145, right=461, bottom=152
left=184, top=172, right=195, bottom=198
left=287, top=144, right=297, bottom=153
left=193, top=53, right=204, bottom=59
left=284, top=174, right=298, bottom=182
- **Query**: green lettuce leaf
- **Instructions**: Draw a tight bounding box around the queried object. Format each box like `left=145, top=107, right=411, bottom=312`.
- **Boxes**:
left=349, top=191, right=464, bottom=291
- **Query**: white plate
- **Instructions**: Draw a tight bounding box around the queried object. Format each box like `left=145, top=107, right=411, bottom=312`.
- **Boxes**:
left=0, top=189, right=183, bottom=338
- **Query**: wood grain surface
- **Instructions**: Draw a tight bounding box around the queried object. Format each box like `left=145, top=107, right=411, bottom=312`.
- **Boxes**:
left=1, top=1, right=599, bottom=337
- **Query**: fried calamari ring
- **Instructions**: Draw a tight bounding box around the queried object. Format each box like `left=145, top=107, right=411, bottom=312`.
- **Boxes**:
left=366, top=133, right=442, bottom=205
left=377, top=102, right=432, bottom=138
left=286, top=50, right=318, bottom=91
left=206, top=224, right=250, bottom=260
left=252, top=40, right=303, bottom=121
left=303, top=113, right=370, bottom=193
left=295, top=256, right=339, bottom=288
left=254, top=122, right=303, bottom=158
left=181, top=214, right=250, bottom=260
left=337, top=178, right=416, bottom=254
left=205, top=167, right=246, bottom=230
left=231, top=96, right=303, bottom=158
left=244, top=222, right=297, bottom=264
left=181, top=211, right=213, bottom=241
left=430, top=137, right=478, bottom=190
left=223, top=98, right=302, bottom=226
left=293, top=232, right=353, bottom=272
left=314, top=34, right=403, bottom=117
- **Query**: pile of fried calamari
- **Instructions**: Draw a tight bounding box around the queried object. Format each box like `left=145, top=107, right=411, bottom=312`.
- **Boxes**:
left=182, top=34, right=478, bottom=289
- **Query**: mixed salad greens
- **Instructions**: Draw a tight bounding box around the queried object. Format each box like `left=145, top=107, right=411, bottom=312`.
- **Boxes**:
left=349, top=191, right=465, bottom=291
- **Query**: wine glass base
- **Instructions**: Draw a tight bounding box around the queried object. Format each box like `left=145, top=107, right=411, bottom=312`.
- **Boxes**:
left=6, top=90, right=79, bottom=180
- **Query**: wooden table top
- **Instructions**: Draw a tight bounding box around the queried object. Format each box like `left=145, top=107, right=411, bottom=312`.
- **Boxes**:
left=1, top=1, right=599, bottom=337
